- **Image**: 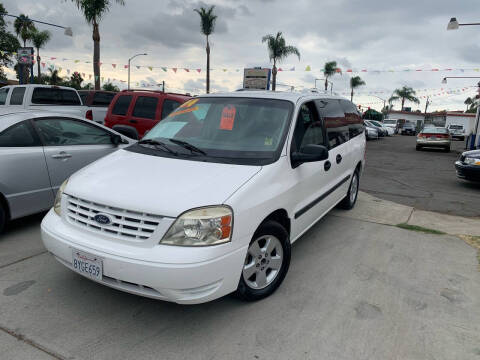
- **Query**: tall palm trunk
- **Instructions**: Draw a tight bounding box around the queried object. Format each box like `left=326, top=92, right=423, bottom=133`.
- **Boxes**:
left=351, top=89, right=354, bottom=101
left=36, top=50, right=41, bottom=82
left=401, top=98, right=405, bottom=111
left=325, top=78, right=328, bottom=91
left=206, top=35, right=210, bottom=94
left=271, top=60, right=277, bottom=91
left=93, top=20, right=100, bottom=90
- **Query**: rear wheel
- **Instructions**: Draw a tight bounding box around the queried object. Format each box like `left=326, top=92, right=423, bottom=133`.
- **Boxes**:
left=338, top=169, right=360, bottom=210
left=444, top=146, right=450, bottom=152
left=236, top=221, right=291, bottom=301
left=416, top=145, right=422, bottom=151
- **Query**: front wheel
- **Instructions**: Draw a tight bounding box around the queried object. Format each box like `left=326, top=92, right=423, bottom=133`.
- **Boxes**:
left=338, top=169, right=360, bottom=210
left=236, top=221, right=291, bottom=301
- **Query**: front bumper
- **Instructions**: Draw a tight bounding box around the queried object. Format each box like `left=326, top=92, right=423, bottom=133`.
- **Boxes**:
left=41, top=210, right=248, bottom=304
left=455, top=161, right=480, bottom=181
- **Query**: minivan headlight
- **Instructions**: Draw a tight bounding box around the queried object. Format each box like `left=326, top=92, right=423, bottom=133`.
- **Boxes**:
left=54, top=179, right=69, bottom=216
left=160, top=206, right=233, bottom=246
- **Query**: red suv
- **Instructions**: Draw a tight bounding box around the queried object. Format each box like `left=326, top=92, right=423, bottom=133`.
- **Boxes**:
left=104, top=90, right=191, bottom=138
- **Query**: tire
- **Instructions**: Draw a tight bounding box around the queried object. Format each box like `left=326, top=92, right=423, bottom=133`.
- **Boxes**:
left=416, top=145, right=422, bottom=151
left=0, top=202, right=6, bottom=234
left=236, top=221, right=291, bottom=301
left=444, top=146, right=450, bottom=153
left=338, top=169, right=360, bottom=210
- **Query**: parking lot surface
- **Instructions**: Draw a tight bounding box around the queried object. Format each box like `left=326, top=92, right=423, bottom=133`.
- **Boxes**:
left=361, top=135, right=480, bottom=217
left=1, top=213, right=479, bottom=360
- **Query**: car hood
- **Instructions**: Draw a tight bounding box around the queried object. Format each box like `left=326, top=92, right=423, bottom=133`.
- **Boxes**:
left=463, top=149, right=480, bottom=158
left=65, top=149, right=262, bottom=217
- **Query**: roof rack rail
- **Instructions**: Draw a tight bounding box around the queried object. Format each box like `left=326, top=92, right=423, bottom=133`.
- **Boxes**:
left=120, top=89, right=191, bottom=96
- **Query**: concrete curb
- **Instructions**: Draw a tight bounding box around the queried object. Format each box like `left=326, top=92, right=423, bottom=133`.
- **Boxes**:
left=331, top=191, right=480, bottom=237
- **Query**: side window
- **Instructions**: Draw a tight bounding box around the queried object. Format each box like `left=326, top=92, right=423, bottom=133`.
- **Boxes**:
left=111, top=95, right=132, bottom=115
left=79, top=92, right=88, bottom=105
left=0, top=88, right=9, bottom=105
left=35, top=118, right=112, bottom=146
left=132, top=96, right=158, bottom=119
left=339, top=99, right=364, bottom=138
left=10, top=87, right=26, bottom=105
left=0, top=121, right=39, bottom=147
left=316, top=99, right=349, bottom=149
left=292, top=102, right=325, bottom=151
left=161, top=99, right=181, bottom=119
left=92, top=92, right=115, bottom=106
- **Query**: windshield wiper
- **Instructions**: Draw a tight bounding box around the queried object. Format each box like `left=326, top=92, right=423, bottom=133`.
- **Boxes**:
left=138, top=139, right=177, bottom=155
left=167, top=139, right=207, bottom=156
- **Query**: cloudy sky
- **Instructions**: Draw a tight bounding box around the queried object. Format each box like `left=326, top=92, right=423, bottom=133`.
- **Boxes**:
left=3, top=0, right=480, bottom=111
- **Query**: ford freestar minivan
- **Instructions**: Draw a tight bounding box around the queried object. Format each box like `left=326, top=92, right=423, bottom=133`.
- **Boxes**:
left=41, top=91, right=366, bottom=304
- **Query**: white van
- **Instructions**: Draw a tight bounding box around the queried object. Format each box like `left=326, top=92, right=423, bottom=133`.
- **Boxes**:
left=41, top=91, right=366, bottom=304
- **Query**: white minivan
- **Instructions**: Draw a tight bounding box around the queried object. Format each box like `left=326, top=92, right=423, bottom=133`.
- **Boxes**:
left=41, top=91, right=366, bottom=304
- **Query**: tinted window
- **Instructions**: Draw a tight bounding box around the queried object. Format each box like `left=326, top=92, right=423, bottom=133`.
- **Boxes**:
left=31, top=88, right=81, bottom=105
left=161, top=99, right=181, bottom=119
left=423, top=128, right=448, bottom=134
left=339, top=99, right=364, bottom=138
left=449, top=125, right=463, bottom=129
left=111, top=95, right=132, bottom=116
left=79, top=92, right=88, bottom=104
left=132, top=96, right=158, bottom=119
left=292, top=102, right=325, bottom=150
left=0, top=121, right=39, bottom=147
left=10, top=87, right=26, bottom=105
left=92, top=92, right=115, bottom=106
left=316, top=99, right=349, bottom=149
left=0, top=88, right=9, bottom=105
left=35, top=118, right=112, bottom=146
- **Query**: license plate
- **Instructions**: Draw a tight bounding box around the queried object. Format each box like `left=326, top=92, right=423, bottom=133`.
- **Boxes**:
left=72, top=249, right=102, bottom=281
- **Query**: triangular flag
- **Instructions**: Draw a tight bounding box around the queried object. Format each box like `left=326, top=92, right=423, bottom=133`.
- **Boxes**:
left=361, top=69, right=367, bottom=72
left=278, top=68, right=283, bottom=72
left=58, top=67, right=62, bottom=72
left=50, top=57, right=56, bottom=60
left=223, top=69, right=227, bottom=72
left=305, top=66, right=311, bottom=71
left=172, top=68, right=177, bottom=73
left=161, top=67, right=167, bottom=72
left=289, top=66, right=295, bottom=71
left=236, top=69, right=240, bottom=72
left=197, top=69, right=201, bottom=73
left=99, top=62, right=102, bottom=67
left=184, top=68, right=190, bottom=72
left=82, top=73, right=85, bottom=77
left=67, top=69, right=70, bottom=74
left=148, top=66, right=153, bottom=71
left=74, top=60, right=80, bottom=63
left=89, top=74, right=92, bottom=79
left=112, top=64, right=116, bottom=68
left=335, top=68, right=342, bottom=73
left=346, top=69, right=353, bottom=72
left=124, top=65, right=129, bottom=69
left=136, top=66, right=140, bottom=70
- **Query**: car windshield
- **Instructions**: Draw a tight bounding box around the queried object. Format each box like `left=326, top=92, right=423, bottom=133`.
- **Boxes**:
left=369, top=120, right=382, bottom=127
left=129, top=97, right=293, bottom=165
left=404, top=123, right=415, bottom=128
left=422, top=128, right=448, bottom=134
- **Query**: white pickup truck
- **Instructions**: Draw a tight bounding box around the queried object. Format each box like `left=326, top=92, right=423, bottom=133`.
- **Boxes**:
left=0, top=84, right=88, bottom=118
left=78, top=90, right=116, bottom=124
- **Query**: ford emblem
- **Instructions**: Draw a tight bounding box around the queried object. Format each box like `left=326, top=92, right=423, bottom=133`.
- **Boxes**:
left=94, top=213, right=112, bottom=225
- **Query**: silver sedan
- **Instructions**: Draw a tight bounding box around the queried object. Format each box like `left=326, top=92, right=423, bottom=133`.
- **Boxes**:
left=0, top=110, right=135, bottom=232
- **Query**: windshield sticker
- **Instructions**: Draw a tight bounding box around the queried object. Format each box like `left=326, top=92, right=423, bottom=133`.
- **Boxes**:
left=264, top=137, right=273, bottom=146
left=169, top=106, right=199, bottom=117
left=220, top=105, right=236, bottom=130
left=178, top=98, right=199, bottom=109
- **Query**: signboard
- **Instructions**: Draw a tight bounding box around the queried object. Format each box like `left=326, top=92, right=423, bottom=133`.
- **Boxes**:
left=243, top=68, right=271, bottom=90
left=17, top=47, right=34, bottom=65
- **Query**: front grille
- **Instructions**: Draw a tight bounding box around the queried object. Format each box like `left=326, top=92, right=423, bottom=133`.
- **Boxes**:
left=66, top=195, right=162, bottom=241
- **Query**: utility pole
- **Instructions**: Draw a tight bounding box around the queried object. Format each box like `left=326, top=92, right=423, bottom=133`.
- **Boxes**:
left=424, top=96, right=431, bottom=126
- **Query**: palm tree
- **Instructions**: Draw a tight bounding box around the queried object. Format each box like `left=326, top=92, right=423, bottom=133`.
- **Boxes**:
left=350, top=76, right=365, bottom=102
left=323, top=61, right=337, bottom=91
left=262, top=32, right=300, bottom=91
left=464, top=97, right=474, bottom=112
left=72, top=0, right=125, bottom=90
left=31, top=29, right=51, bottom=82
left=388, top=86, right=420, bottom=111
left=194, top=5, right=217, bottom=94
left=13, top=14, right=36, bottom=46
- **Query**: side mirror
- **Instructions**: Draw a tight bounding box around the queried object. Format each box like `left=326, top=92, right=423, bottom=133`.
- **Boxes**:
left=110, top=134, right=122, bottom=146
left=111, top=125, right=139, bottom=140
left=291, top=144, right=329, bottom=168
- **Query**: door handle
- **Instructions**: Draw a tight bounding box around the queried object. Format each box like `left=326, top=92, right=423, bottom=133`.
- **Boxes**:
left=336, top=154, right=342, bottom=164
left=51, top=152, right=72, bottom=159
left=129, top=119, right=137, bottom=123
left=324, top=161, right=331, bottom=171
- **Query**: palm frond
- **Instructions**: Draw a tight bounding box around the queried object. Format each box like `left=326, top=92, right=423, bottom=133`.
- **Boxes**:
left=194, top=5, right=217, bottom=36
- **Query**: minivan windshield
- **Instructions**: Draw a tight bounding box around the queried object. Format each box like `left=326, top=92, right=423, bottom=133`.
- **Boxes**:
left=128, top=97, right=293, bottom=165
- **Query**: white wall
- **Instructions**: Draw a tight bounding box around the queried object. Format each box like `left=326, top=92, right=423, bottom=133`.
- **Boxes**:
left=445, top=115, right=476, bottom=134
left=386, top=112, right=425, bottom=124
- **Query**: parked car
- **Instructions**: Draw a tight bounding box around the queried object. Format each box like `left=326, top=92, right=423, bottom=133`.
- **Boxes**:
left=455, top=149, right=480, bottom=182
left=0, top=110, right=134, bottom=232
left=401, top=123, right=416, bottom=135
left=446, top=124, right=466, bottom=141
left=78, top=90, right=116, bottom=124
left=365, top=126, right=379, bottom=140
left=104, top=90, right=191, bottom=139
left=0, top=84, right=88, bottom=118
left=382, top=119, right=399, bottom=134
left=368, top=119, right=394, bottom=136
left=364, top=120, right=386, bottom=137
left=416, top=127, right=451, bottom=152
left=41, top=91, right=366, bottom=304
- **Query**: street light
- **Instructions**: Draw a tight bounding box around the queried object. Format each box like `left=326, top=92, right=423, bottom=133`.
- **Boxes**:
left=1, top=13, right=73, bottom=36
left=447, top=17, right=480, bottom=30
left=442, top=76, right=480, bottom=84
left=127, top=53, right=147, bottom=90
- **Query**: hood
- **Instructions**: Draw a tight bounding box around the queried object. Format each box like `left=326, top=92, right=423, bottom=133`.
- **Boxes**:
left=65, top=149, right=262, bottom=217
left=463, top=149, right=480, bottom=158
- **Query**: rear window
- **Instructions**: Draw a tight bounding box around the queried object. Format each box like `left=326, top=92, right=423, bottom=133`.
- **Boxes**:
left=132, top=96, right=158, bottom=119
left=78, top=92, right=88, bottom=104
left=449, top=125, right=463, bottom=129
left=92, top=92, right=115, bottom=106
left=111, top=95, right=132, bottom=115
left=422, top=128, right=448, bottom=134
left=10, top=87, right=26, bottom=105
left=31, top=88, right=81, bottom=105
left=0, top=87, right=9, bottom=105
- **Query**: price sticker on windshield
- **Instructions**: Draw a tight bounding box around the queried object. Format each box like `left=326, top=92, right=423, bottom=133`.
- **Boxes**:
left=220, top=105, right=236, bottom=130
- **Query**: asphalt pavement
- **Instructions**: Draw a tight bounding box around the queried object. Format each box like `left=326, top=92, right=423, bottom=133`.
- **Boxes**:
left=1, top=210, right=479, bottom=360
left=361, top=135, right=480, bottom=217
